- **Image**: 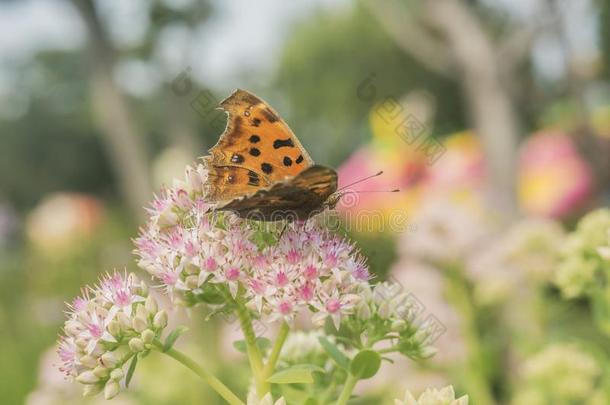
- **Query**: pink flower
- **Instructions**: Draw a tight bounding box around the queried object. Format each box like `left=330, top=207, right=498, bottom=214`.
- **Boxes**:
left=57, top=271, right=167, bottom=399
left=134, top=164, right=369, bottom=329
left=311, top=286, right=360, bottom=330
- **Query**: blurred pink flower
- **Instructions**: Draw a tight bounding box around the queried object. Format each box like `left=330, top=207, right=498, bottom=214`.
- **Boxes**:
left=25, top=192, right=104, bottom=253
left=518, top=131, right=594, bottom=218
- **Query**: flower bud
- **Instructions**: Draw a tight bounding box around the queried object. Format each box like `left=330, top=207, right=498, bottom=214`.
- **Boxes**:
left=110, top=367, right=124, bottom=381
left=76, top=371, right=99, bottom=384
left=145, top=295, right=158, bottom=314
left=391, top=319, right=406, bottom=332
left=132, top=317, right=147, bottom=333
left=82, top=383, right=103, bottom=397
left=142, top=329, right=155, bottom=344
left=100, top=351, right=118, bottom=369
left=357, top=302, right=371, bottom=320
left=132, top=306, right=149, bottom=332
left=79, top=355, right=97, bottom=368
left=185, top=275, right=199, bottom=289
left=153, top=310, right=168, bottom=329
left=107, top=320, right=121, bottom=337
left=158, top=207, right=179, bottom=228
left=117, top=312, right=132, bottom=329
left=413, top=328, right=430, bottom=344
left=93, top=366, right=110, bottom=378
left=378, top=302, right=391, bottom=319
left=104, top=380, right=120, bottom=400
left=75, top=338, right=88, bottom=349
left=420, top=346, right=438, bottom=359
left=185, top=263, right=199, bottom=274
left=129, top=337, right=145, bottom=353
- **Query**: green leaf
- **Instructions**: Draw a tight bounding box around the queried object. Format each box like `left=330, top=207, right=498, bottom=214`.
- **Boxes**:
left=266, top=364, right=325, bottom=384
left=194, top=283, right=226, bottom=305
left=318, top=336, right=349, bottom=370
left=125, top=355, right=138, bottom=388
left=349, top=350, right=381, bottom=379
left=163, top=326, right=189, bottom=352
left=232, top=337, right=271, bottom=354
left=277, top=384, right=308, bottom=403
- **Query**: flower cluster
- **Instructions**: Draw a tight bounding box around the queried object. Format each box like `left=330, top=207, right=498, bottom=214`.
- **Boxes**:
left=134, top=163, right=369, bottom=326
left=395, top=385, right=469, bottom=405
left=343, top=282, right=438, bottom=360
left=57, top=272, right=167, bottom=399
left=512, top=343, right=604, bottom=405
left=554, top=208, right=610, bottom=298
left=466, top=218, right=565, bottom=305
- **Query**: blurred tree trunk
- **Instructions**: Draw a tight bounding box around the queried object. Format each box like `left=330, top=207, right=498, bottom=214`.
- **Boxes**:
left=425, top=0, right=520, bottom=217
left=69, top=0, right=152, bottom=221
left=547, top=0, right=610, bottom=193
left=366, top=0, right=524, bottom=217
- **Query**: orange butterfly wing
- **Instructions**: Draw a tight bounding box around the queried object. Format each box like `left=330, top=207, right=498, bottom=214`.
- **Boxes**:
left=202, top=89, right=338, bottom=220
left=203, top=89, right=316, bottom=204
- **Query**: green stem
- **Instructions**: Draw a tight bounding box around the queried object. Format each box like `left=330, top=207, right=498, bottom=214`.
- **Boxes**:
left=235, top=303, right=268, bottom=396
left=262, top=322, right=290, bottom=378
left=444, top=262, right=495, bottom=405
left=156, top=343, right=244, bottom=405
left=336, top=374, right=359, bottom=405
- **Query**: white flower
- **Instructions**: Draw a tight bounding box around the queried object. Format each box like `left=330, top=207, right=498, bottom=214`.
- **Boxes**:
left=395, top=385, right=468, bottom=405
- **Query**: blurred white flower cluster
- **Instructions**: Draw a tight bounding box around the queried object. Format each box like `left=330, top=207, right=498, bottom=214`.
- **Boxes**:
left=395, top=385, right=468, bottom=405
left=512, top=343, right=605, bottom=405
left=555, top=208, right=610, bottom=298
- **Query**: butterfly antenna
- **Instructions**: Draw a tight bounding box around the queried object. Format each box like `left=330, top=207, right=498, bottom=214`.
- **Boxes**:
left=338, top=171, right=384, bottom=191
left=345, top=189, right=400, bottom=193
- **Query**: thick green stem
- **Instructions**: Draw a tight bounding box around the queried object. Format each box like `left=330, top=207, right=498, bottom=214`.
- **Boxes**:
left=156, top=343, right=244, bottom=405
left=336, top=374, right=359, bottom=405
left=262, top=322, right=290, bottom=378
left=235, top=303, right=268, bottom=396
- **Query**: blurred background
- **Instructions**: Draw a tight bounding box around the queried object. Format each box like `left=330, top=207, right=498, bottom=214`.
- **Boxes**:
left=1, top=0, right=610, bottom=403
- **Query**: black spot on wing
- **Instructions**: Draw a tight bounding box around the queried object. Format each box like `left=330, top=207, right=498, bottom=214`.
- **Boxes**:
left=273, top=138, right=295, bottom=149
left=283, top=156, right=293, bottom=166
left=295, top=155, right=304, bottom=164
left=262, top=108, right=279, bottom=123
left=252, top=118, right=261, bottom=127
left=249, top=135, right=260, bottom=143
left=248, top=171, right=260, bottom=186
left=261, top=163, right=273, bottom=174
left=249, top=148, right=261, bottom=157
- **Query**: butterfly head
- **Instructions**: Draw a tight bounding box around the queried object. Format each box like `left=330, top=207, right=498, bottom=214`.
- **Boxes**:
left=324, top=188, right=400, bottom=212
left=323, top=192, right=345, bottom=210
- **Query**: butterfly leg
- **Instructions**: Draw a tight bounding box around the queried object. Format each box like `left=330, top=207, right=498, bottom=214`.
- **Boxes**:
left=277, top=221, right=288, bottom=240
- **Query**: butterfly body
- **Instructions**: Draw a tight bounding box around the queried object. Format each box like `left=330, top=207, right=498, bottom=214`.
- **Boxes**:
left=203, top=89, right=338, bottom=221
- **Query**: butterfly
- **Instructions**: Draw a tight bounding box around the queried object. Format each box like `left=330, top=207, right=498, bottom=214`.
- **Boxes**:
left=202, top=89, right=341, bottom=221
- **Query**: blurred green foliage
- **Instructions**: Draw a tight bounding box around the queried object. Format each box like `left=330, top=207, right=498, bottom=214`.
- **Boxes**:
left=274, top=4, right=464, bottom=164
